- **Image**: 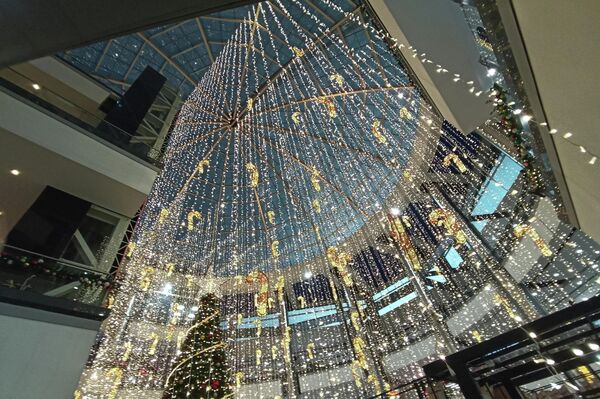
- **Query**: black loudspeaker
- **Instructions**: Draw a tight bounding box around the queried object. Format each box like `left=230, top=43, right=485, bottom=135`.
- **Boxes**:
left=6, top=186, right=91, bottom=258
left=103, top=66, right=166, bottom=136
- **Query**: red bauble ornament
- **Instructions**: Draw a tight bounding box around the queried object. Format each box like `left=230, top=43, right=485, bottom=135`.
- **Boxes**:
left=211, top=380, right=221, bottom=390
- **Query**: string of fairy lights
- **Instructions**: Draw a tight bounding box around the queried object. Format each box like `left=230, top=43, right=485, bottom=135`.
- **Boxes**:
left=75, top=1, right=600, bottom=398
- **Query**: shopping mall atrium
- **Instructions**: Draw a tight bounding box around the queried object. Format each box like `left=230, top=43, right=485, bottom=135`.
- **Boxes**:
left=0, top=0, right=599, bottom=398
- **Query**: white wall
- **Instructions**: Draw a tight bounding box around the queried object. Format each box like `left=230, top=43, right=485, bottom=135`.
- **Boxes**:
left=0, top=303, right=100, bottom=399
left=508, top=0, right=600, bottom=242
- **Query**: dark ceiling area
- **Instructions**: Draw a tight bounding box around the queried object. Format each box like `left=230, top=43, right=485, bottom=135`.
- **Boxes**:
left=0, top=0, right=259, bottom=68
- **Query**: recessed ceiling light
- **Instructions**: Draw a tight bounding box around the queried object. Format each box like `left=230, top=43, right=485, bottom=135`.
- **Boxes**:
left=10, top=169, right=20, bottom=176
left=0, top=211, right=4, bottom=216
left=32, top=83, right=41, bottom=90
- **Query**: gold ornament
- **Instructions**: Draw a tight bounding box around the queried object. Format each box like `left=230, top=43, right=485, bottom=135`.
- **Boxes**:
left=471, top=330, right=482, bottom=343
left=246, top=98, right=253, bottom=111
left=399, top=107, right=412, bottom=120
left=74, top=390, right=82, bottom=399
left=329, top=278, right=338, bottom=301
left=307, top=342, right=315, bottom=359
left=371, top=120, right=387, bottom=144
left=267, top=210, right=276, bottom=225
left=255, top=319, right=262, bottom=337
left=351, top=311, right=361, bottom=332
left=351, top=361, right=363, bottom=387
left=106, top=367, right=123, bottom=399
left=297, top=295, right=306, bottom=308
left=403, top=170, right=413, bottom=182
left=428, top=208, right=468, bottom=246
left=389, top=216, right=421, bottom=271
left=139, top=267, right=155, bottom=291
left=246, top=270, right=269, bottom=317
left=106, top=293, right=115, bottom=309
left=312, top=199, right=321, bottom=213
left=126, top=241, right=136, bottom=257
left=494, top=294, right=517, bottom=319
left=256, top=348, right=262, bottom=365
left=353, top=336, right=368, bottom=370
left=166, top=262, right=175, bottom=276
left=513, top=224, right=553, bottom=257
left=236, top=371, right=244, bottom=387
left=121, top=341, right=132, bottom=361
left=330, top=73, right=344, bottom=86
left=272, top=345, right=278, bottom=360
left=368, top=374, right=382, bottom=395
left=443, top=153, right=468, bottom=173
left=271, top=240, right=280, bottom=260
left=149, top=332, right=159, bottom=355
left=310, top=167, right=321, bottom=191
left=314, top=225, right=321, bottom=241
left=237, top=313, right=243, bottom=326
left=275, top=276, right=285, bottom=303
left=291, top=111, right=301, bottom=125
left=187, top=210, right=202, bottom=231
left=292, top=46, right=304, bottom=57
left=158, top=208, right=169, bottom=224
left=282, top=326, right=292, bottom=362
left=245, top=162, right=259, bottom=188
left=317, top=97, right=337, bottom=118
left=196, top=159, right=210, bottom=174
left=327, top=246, right=353, bottom=287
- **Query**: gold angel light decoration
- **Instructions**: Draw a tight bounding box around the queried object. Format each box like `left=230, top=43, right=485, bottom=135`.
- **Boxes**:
left=388, top=215, right=422, bottom=271
left=186, top=210, right=201, bottom=231
left=371, top=120, right=387, bottom=144
left=327, top=246, right=354, bottom=287
left=291, top=111, right=301, bottom=125
left=246, top=270, right=269, bottom=317
left=428, top=208, right=468, bottom=246
left=443, top=153, right=468, bottom=173
left=310, top=167, right=321, bottom=191
left=292, top=46, right=305, bottom=57
left=399, top=106, right=412, bottom=120
left=513, top=224, right=553, bottom=257
left=330, top=73, right=344, bottom=86
left=196, top=159, right=210, bottom=174
left=246, top=162, right=259, bottom=188
left=267, top=210, right=276, bottom=225
left=271, top=240, right=280, bottom=259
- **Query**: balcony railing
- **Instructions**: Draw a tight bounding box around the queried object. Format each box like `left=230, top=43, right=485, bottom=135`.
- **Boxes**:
left=0, top=244, right=112, bottom=311
left=0, top=68, right=164, bottom=168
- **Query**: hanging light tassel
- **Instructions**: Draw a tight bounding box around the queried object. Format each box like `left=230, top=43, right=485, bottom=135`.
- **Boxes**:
left=126, top=242, right=136, bottom=257
left=275, top=276, right=285, bottom=303
left=272, top=345, right=278, bottom=360
left=165, top=262, right=175, bottom=276
left=121, top=342, right=132, bottom=361
left=106, top=367, right=123, bottom=399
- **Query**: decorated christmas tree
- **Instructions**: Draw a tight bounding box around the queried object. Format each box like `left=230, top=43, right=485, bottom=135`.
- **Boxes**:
left=162, top=293, right=233, bottom=398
